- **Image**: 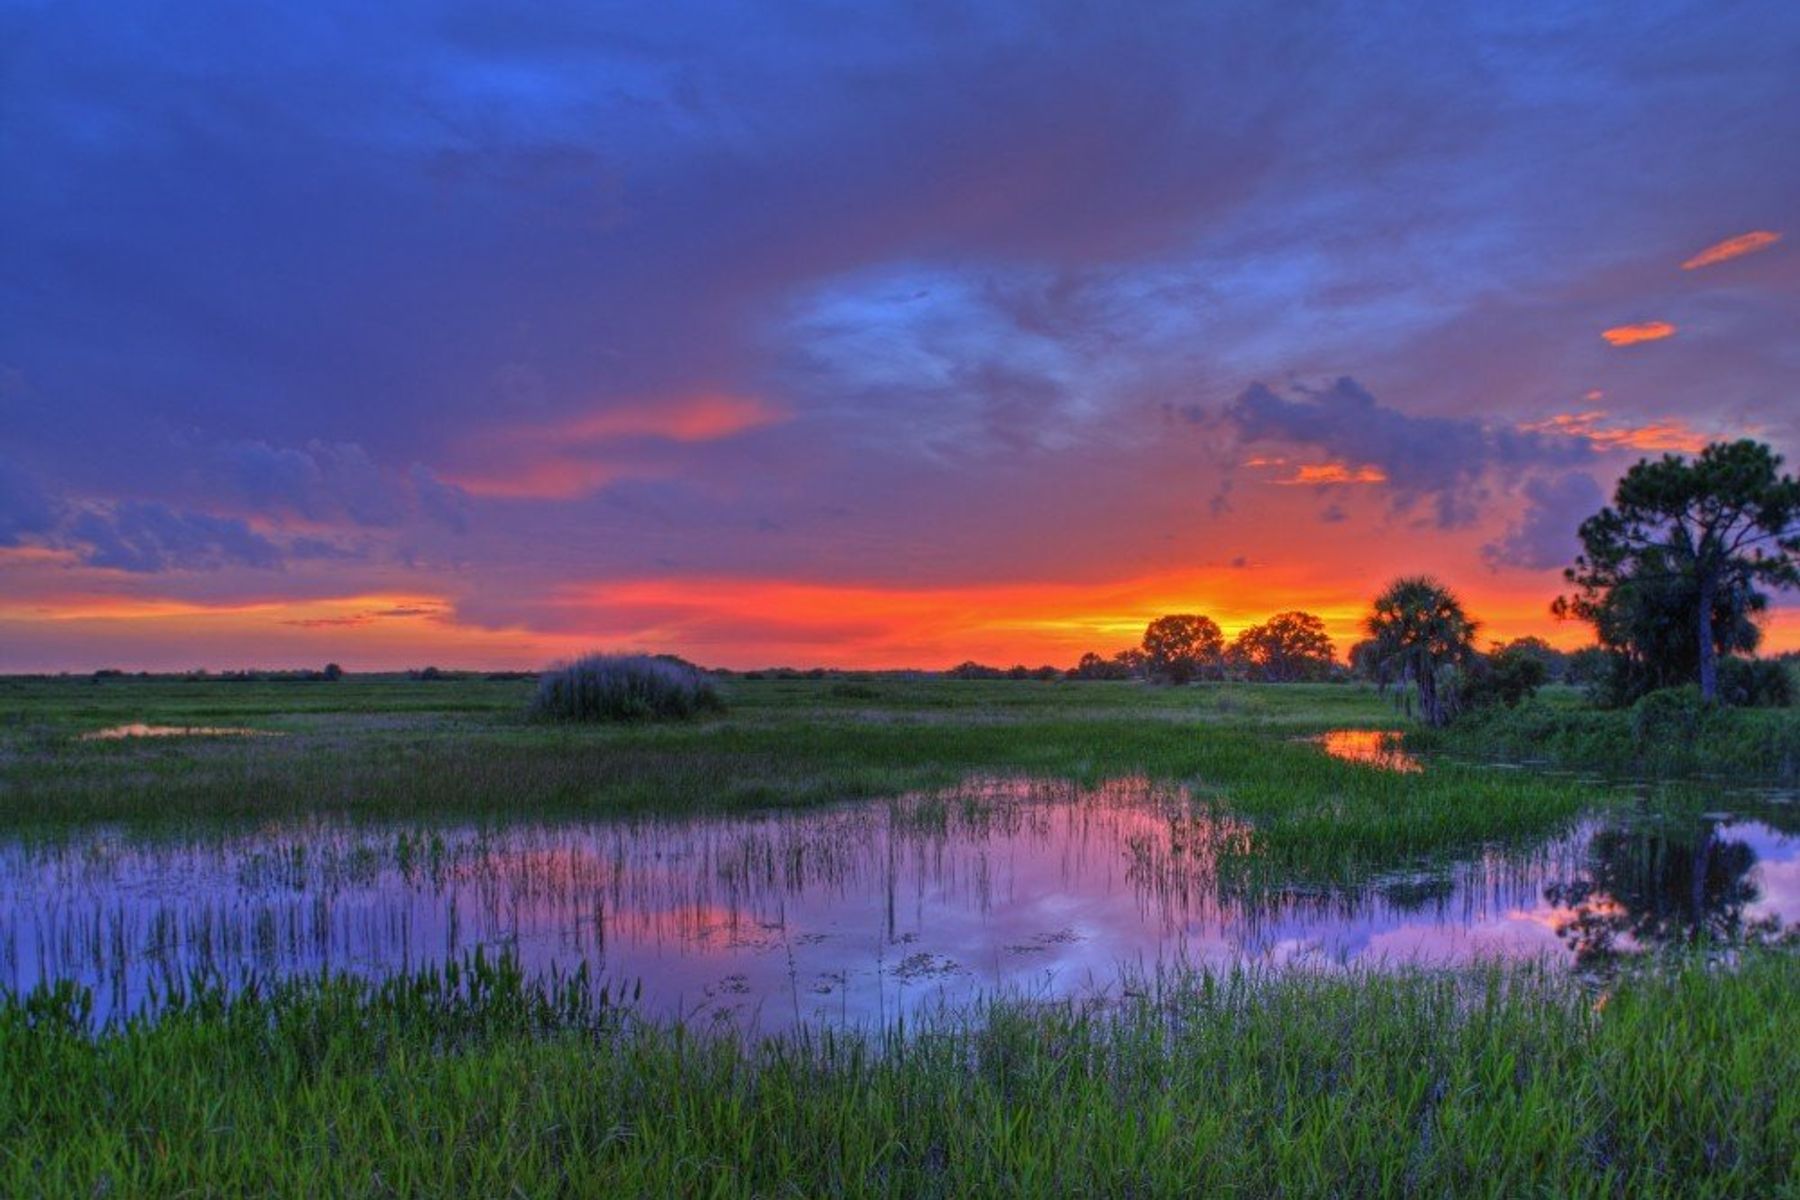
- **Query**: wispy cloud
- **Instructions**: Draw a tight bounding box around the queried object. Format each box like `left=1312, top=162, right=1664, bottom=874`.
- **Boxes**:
left=445, top=460, right=626, bottom=501
left=1519, top=411, right=1715, bottom=453
left=1264, top=462, right=1389, bottom=485
left=1600, top=321, right=1676, bottom=346
left=1681, top=230, right=1782, bottom=270
left=443, top=394, right=785, bottom=500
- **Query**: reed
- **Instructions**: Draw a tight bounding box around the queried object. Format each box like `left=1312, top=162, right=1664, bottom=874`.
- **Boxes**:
left=3, top=951, right=1794, bottom=1197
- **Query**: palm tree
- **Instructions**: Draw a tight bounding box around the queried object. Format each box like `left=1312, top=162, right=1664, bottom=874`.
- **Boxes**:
left=1363, top=577, right=1479, bottom=726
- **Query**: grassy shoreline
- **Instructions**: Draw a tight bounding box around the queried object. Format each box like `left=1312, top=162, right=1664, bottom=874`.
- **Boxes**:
left=1412, top=694, right=1800, bottom=783
left=2, top=677, right=1614, bottom=886
left=4, top=952, right=1795, bottom=1197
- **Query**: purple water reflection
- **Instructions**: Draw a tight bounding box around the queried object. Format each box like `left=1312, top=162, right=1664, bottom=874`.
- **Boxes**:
left=2, top=776, right=1793, bottom=1030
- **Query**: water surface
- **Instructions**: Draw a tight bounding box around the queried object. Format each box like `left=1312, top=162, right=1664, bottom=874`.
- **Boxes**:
left=80, top=724, right=279, bottom=741
left=1312, top=729, right=1422, bottom=772
left=3, top=776, right=1793, bottom=1030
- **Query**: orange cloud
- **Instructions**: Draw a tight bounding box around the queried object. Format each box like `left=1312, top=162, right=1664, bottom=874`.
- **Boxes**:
left=1681, top=230, right=1781, bottom=270
left=1601, top=322, right=1676, bottom=346
left=0, top=588, right=575, bottom=673
left=1242, top=458, right=1385, bottom=486
left=1245, top=456, right=1382, bottom=485
left=556, top=393, right=782, bottom=443
left=442, top=392, right=785, bottom=500
left=1521, top=411, right=1713, bottom=454
left=1277, top=463, right=1388, bottom=486
left=0, top=591, right=445, bottom=625
left=446, top=460, right=625, bottom=500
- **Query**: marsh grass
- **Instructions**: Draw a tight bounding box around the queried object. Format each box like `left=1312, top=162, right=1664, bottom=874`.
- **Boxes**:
left=3, top=676, right=1796, bottom=1195
left=1416, top=692, right=1800, bottom=781
left=3, top=951, right=1795, bottom=1197
left=0, top=685, right=1603, bottom=886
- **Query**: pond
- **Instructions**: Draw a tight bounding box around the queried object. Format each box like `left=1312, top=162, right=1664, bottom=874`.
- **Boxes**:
left=2, top=775, right=1794, bottom=1031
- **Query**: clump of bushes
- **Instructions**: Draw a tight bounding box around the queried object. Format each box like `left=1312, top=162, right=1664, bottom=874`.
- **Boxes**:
left=1417, top=684, right=1800, bottom=780
left=1578, top=651, right=1794, bottom=711
left=1717, top=656, right=1794, bottom=709
left=530, top=654, right=723, bottom=723
left=1454, top=641, right=1549, bottom=713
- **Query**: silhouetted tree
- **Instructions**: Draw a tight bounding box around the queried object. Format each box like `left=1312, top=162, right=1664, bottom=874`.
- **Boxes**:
left=1141, top=614, right=1223, bottom=684
left=1557, top=440, right=1800, bottom=702
left=1456, top=641, right=1547, bottom=710
left=1363, top=577, right=1479, bottom=726
left=1069, top=651, right=1135, bottom=680
left=1230, top=611, right=1336, bottom=682
left=1490, top=636, right=1566, bottom=683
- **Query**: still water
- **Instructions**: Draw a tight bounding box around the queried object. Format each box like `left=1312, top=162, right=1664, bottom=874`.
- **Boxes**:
left=3, top=775, right=1794, bottom=1030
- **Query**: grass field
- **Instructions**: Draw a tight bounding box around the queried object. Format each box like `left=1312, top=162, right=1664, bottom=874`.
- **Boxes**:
left=2, top=674, right=1797, bottom=1196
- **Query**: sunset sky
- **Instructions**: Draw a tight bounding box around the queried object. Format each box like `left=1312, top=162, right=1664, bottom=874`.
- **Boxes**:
left=2, top=1, right=1797, bottom=671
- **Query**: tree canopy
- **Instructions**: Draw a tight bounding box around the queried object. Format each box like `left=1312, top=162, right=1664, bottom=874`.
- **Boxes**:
left=1141, top=614, right=1223, bottom=684
left=1363, top=577, right=1479, bottom=726
left=1230, top=611, right=1335, bottom=682
left=1557, top=440, right=1800, bottom=702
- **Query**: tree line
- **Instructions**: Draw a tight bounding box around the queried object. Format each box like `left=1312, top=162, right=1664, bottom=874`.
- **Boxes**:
left=1344, top=439, right=1798, bottom=724
left=952, top=438, right=1800, bottom=725
left=952, top=610, right=1342, bottom=685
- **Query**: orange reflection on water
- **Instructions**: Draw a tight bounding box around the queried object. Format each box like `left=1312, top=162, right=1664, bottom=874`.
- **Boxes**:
left=80, top=723, right=281, bottom=741
left=1312, top=729, right=1421, bottom=773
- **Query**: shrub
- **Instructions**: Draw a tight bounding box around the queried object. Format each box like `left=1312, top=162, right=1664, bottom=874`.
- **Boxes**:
left=1629, top=685, right=1708, bottom=746
left=1455, top=642, right=1548, bottom=713
left=1068, top=651, right=1135, bottom=680
left=530, top=654, right=724, bottom=723
left=1717, top=656, right=1794, bottom=708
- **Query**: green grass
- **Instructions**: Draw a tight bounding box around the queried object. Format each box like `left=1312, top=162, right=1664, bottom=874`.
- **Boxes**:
left=4, top=950, right=1795, bottom=1198
left=0, top=676, right=1608, bottom=885
left=1415, top=689, right=1800, bottom=782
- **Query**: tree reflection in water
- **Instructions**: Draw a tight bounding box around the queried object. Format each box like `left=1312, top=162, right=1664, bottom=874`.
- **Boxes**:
left=1545, top=816, right=1785, bottom=965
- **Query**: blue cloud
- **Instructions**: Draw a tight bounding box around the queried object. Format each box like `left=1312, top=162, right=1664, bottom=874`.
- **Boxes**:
left=1483, top=471, right=1607, bottom=571
left=0, top=458, right=60, bottom=546
left=66, top=503, right=284, bottom=573
left=1223, top=378, right=1594, bottom=527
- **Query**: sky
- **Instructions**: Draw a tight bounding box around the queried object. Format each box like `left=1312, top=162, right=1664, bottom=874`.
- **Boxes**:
left=2, top=0, right=1798, bottom=671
